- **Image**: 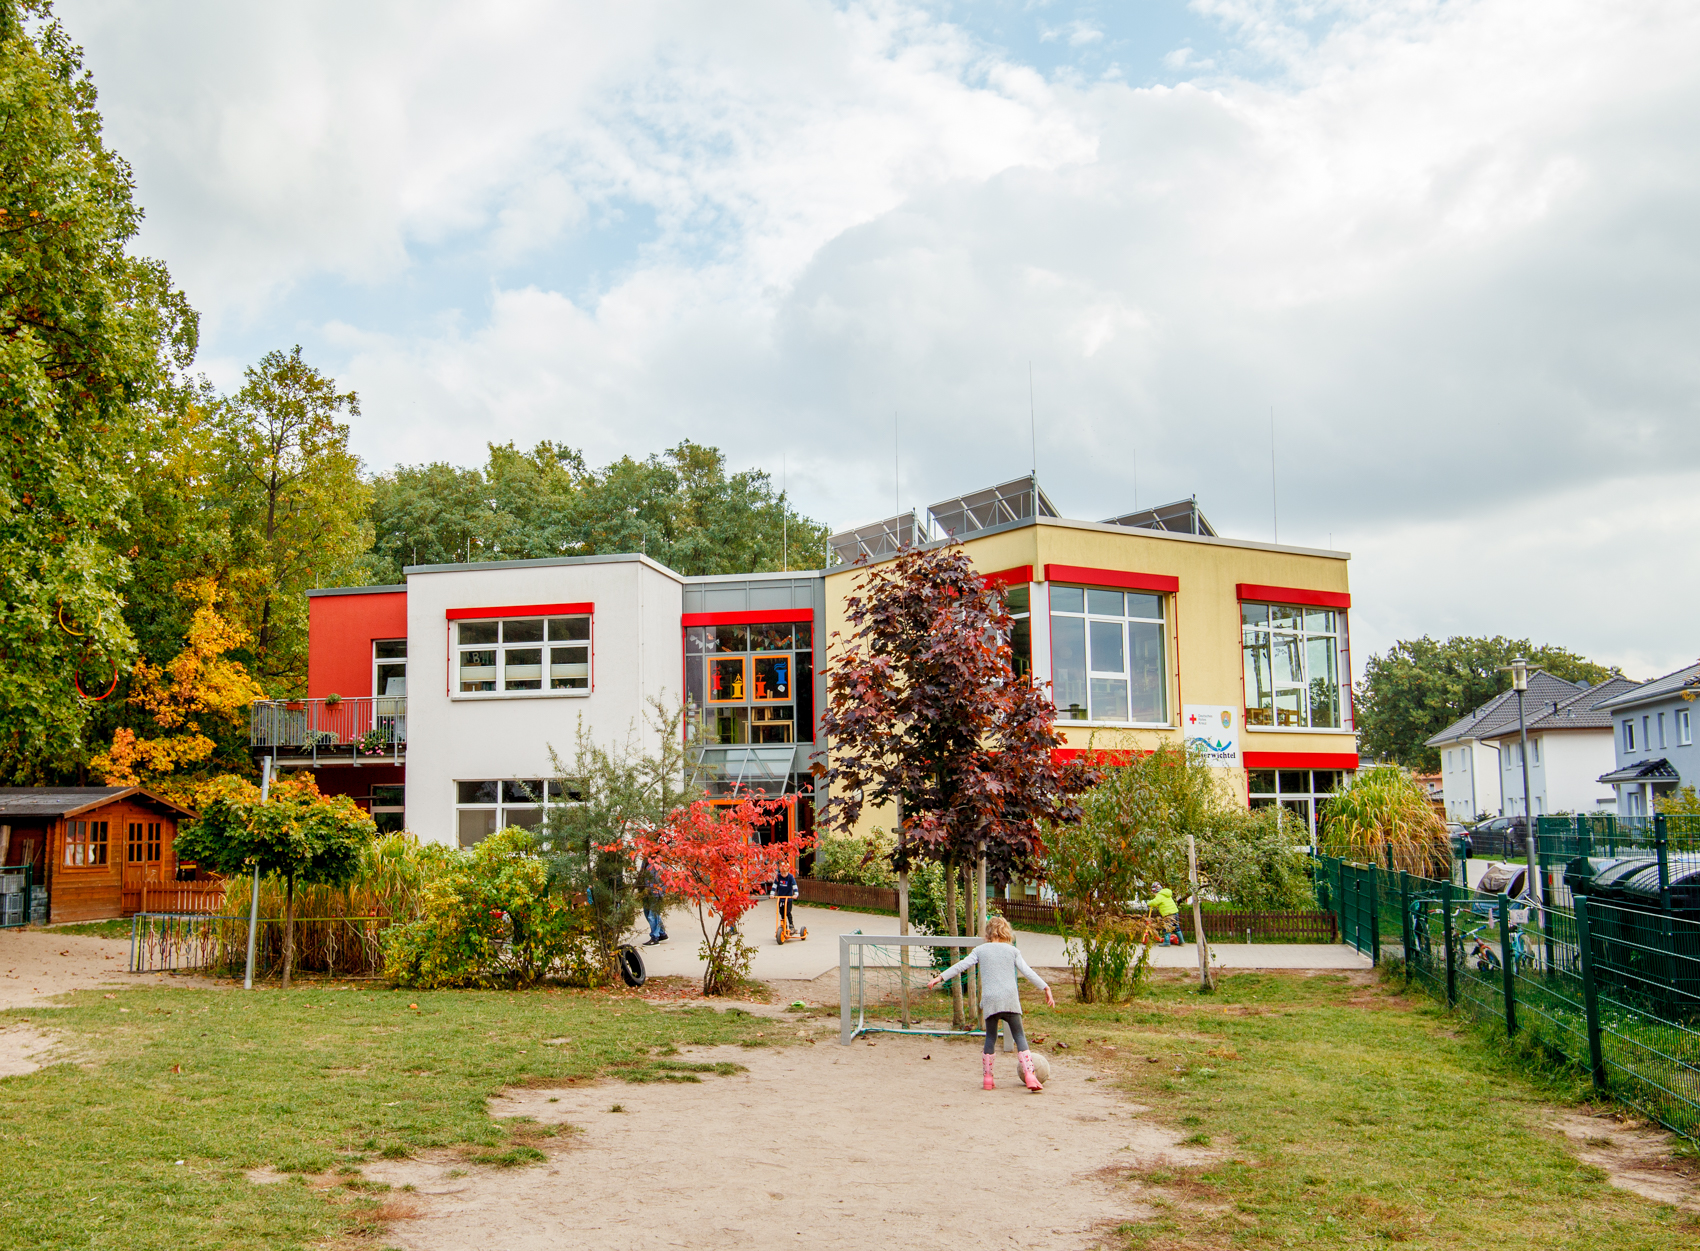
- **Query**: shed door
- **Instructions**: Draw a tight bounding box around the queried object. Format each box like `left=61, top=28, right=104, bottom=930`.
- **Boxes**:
left=124, top=820, right=165, bottom=891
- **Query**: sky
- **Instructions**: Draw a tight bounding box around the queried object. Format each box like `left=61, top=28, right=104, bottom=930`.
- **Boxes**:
left=57, top=0, right=1700, bottom=678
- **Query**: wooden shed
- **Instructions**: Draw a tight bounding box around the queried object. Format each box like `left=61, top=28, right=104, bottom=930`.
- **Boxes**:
left=0, top=787, right=206, bottom=924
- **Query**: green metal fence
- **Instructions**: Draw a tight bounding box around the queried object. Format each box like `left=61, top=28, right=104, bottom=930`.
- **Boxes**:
left=1317, top=855, right=1700, bottom=1141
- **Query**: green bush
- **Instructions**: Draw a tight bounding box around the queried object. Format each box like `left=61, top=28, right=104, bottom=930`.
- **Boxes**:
left=811, top=827, right=898, bottom=887
left=382, top=829, right=597, bottom=989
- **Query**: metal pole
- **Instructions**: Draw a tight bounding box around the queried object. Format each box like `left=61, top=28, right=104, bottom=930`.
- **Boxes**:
left=1573, top=895, right=1608, bottom=1092
left=244, top=755, right=271, bottom=991
left=1517, top=685, right=1540, bottom=907
left=1188, top=834, right=1212, bottom=991
left=1498, top=891, right=1517, bottom=1036
left=1400, top=869, right=1412, bottom=984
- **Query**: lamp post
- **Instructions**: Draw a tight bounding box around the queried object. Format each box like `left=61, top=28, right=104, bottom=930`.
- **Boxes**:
left=1507, top=657, right=1543, bottom=911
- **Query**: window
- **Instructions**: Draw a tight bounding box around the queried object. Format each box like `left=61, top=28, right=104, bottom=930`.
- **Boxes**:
left=371, top=785, right=405, bottom=835
left=374, top=639, right=407, bottom=698
left=65, top=819, right=108, bottom=867
left=1643, top=716, right=1651, bottom=754
left=1241, top=603, right=1343, bottom=728
left=1679, top=708, right=1692, bottom=747
left=454, top=779, right=580, bottom=847
left=1248, top=769, right=1346, bottom=844
left=1624, top=719, right=1637, bottom=752
left=684, top=622, right=814, bottom=745
left=1658, top=712, right=1667, bottom=750
left=1532, top=738, right=1540, bottom=766
left=456, top=616, right=589, bottom=696
left=1005, top=585, right=1031, bottom=680
left=1049, top=586, right=1167, bottom=723
left=127, top=822, right=144, bottom=863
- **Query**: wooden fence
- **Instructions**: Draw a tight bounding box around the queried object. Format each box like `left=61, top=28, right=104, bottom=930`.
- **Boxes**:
left=120, top=880, right=228, bottom=917
left=797, top=878, right=1338, bottom=943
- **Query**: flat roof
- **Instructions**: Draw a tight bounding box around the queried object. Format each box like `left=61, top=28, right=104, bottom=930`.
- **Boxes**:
left=306, top=584, right=406, bottom=598
left=402, top=552, right=686, bottom=582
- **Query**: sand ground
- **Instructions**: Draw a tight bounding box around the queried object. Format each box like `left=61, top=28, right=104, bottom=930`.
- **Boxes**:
left=365, top=1026, right=1208, bottom=1251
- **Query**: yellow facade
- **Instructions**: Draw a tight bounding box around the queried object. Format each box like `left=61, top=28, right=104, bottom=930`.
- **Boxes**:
left=822, top=516, right=1358, bottom=836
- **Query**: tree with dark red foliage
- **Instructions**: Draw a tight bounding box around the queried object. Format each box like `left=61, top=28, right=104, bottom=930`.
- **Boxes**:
left=814, top=542, right=1095, bottom=1027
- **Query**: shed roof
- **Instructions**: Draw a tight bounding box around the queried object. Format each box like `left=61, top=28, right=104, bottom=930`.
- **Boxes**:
left=0, top=787, right=196, bottom=821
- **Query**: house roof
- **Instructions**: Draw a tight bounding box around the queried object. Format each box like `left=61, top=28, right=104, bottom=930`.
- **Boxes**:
left=1593, top=662, right=1700, bottom=714
left=1598, top=758, right=1683, bottom=786
left=0, top=787, right=196, bottom=821
left=1479, top=676, right=1644, bottom=740
left=1424, top=671, right=1588, bottom=748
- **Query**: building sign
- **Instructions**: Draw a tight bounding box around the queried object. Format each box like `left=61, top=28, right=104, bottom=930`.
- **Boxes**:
left=1182, top=705, right=1241, bottom=769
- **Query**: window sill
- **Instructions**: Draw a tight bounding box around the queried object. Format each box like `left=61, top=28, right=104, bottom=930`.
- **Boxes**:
left=1244, top=725, right=1356, bottom=735
left=450, top=690, right=593, bottom=702
left=1055, top=721, right=1174, bottom=730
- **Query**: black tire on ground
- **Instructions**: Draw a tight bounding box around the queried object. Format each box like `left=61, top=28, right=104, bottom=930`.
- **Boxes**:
left=619, top=944, right=646, bottom=988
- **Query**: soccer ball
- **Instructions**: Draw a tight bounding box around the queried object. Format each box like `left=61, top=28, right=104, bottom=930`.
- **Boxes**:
left=1025, top=1051, right=1052, bottom=1083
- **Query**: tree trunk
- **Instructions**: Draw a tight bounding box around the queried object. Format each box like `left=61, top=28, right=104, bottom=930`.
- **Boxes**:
left=282, top=875, right=297, bottom=989
left=963, top=860, right=980, bottom=1026
left=898, top=864, right=910, bottom=1029
left=945, top=858, right=964, bottom=1030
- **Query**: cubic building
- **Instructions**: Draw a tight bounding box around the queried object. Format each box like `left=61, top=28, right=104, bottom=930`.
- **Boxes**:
left=254, top=477, right=1360, bottom=848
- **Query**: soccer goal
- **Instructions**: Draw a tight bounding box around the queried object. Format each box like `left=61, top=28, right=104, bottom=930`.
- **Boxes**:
left=839, top=932, right=987, bottom=1045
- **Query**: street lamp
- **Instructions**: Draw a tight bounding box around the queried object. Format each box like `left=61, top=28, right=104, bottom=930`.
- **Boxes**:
left=1505, top=657, right=1544, bottom=910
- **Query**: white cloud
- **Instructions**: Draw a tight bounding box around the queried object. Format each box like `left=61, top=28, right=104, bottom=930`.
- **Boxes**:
left=60, top=0, right=1700, bottom=673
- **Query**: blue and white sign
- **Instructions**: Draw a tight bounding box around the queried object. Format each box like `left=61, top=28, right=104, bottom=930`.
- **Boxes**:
left=1182, top=704, right=1242, bottom=769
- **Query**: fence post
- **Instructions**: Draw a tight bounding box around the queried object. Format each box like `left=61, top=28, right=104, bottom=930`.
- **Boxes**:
left=1336, top=858, right=1347, bottom=943
left=1498, top=891, right=1517, bottom=1036
left=1573, top=894, right=1608, bottom=1092
left=1368, top=868, right=1381, bottom=967
left=1537, top=821, right=1555, bottom=974
left=1442, top=880, right=1457, bottom=1007
left=1656, top=814, right=1673, bottom=993
left=1400, top=870, right=1413, bottom=984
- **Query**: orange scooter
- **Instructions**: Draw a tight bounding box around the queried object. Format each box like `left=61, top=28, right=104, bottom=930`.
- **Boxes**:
left=773, top=867, right=807, bottom=944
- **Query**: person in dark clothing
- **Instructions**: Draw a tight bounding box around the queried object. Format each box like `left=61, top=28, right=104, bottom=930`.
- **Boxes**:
left=638, top=855, right=667, bottom=945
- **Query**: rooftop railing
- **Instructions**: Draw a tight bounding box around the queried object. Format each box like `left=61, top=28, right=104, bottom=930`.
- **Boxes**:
left=249, top=696, right=406, bottom=765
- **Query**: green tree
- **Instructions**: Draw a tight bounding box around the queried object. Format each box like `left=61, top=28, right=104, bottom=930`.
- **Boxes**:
left=214, top=347, right=372, bottom=694
left=1357, top=636, right=1618, bottom=771
left=176, top=773, right=376, bottom=987
left=0, top=0, right=197, bottom=780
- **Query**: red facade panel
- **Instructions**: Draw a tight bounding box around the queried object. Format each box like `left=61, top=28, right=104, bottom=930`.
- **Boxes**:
left=680, top=608, right=813, bottom=626
left=1043, top=564, right=1180, bottom=594
left=1243, top=751, right=1360, bottom=769
left=308, top=591, right=408, bottom=699
left=1235, top=583, right=1351, bottom=610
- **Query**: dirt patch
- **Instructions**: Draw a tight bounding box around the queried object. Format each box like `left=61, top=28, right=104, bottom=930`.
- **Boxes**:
left=1550, top=1110, right=1700, bottom=1210
left=371, top=1033, right=1204, bottom=1250
left=0, top=1024, right=56, bottom=1076
left=0, top=926, right=217, bottom=1007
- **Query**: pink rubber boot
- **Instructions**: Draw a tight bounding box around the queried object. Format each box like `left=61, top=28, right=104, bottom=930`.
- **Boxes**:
left=982, top=1054, right=996, bottom=1090
left=1017, top=1050, right=1043, bottom=1092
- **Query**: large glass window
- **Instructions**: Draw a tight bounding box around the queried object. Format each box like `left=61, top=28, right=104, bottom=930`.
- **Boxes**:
left=685, top=622, right=814, bottom=745
left=1241, top=603, right=1343, bottom=728
left=455, top=615, right=590, bottom=696
left=1048, top=586, right=1167, bottom=723
left=454, top=778, right=579, bottom=847
left=1248, top=769, right=1346, bottom=845
left=1005, top=585, right=1031, bottom=680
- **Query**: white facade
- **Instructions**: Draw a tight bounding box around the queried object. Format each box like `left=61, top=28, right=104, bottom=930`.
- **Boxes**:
left=1439, top=740, right=1501, bottom=822
left=403, top=555, right=686, bottom=846
left=1494, top=729, right=1618, bottom=817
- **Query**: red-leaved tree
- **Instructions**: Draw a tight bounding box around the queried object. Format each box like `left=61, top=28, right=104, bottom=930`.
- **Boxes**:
left=637, top=794, right=799, bottom=996
left=814, top=542, right=1096, bottom=1026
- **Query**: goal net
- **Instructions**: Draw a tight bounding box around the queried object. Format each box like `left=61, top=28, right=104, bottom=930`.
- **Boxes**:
left=839, top=933, right=991, bottom=1045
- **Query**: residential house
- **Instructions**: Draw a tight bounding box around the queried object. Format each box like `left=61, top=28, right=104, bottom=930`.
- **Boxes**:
left=1479, top=677, right=1640, bottom=818
left=1594, top=662, right=1700, bottom=817
left=1425, top=671, right=1588, bottom=822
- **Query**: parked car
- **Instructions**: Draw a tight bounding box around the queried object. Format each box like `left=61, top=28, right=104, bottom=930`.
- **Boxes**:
left=1447, top=823, right=1474, bottom=859
left=1471, top=816, right=1528, bottom=858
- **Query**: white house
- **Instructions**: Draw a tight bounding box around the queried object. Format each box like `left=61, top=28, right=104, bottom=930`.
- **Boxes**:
left=1426, top=671, right=1589, bottom=822
left=1481, top=677, right=1639, bottom=818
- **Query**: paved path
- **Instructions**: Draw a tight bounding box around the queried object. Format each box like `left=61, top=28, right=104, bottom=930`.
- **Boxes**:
left=628, top=902, right=1370, bottom=982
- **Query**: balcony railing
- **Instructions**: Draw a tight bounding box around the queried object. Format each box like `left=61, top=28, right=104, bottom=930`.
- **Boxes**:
left=249, top=697, right=406, bottom=765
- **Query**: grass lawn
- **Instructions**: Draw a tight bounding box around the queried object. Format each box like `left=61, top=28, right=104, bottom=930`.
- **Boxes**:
left=0, top=983, right=772, bottom=1250
left=45, top=919, right=135, bottom=940
left=1008, top=969, right=1700, bottom=1249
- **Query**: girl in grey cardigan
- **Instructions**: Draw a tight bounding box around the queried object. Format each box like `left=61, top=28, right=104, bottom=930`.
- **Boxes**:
left=929, top=916, right=1054, bottom=1091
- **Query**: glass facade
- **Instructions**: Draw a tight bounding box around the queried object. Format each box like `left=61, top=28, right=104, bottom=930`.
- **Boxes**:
left=1049, top=585, right=1167, bottom=723
left=1005, top=585, right=1032, bottom=679
left=456, top=615, right=590, bottom=695
left=1241, top=603, right=1343, bottom=728
left=685, top=622, right=814, bottom=745
left=1248, top=769, right=1345, bottom=843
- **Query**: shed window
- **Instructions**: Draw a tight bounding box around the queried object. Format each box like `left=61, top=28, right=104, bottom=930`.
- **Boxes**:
left=65, top=819, right=108, bottom=867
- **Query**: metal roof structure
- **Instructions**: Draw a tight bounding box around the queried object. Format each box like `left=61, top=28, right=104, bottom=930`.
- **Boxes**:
left=926, top=475, right=1058, bottom=539
left=1598, top=757, right=1683, bottom=785
left=827, top=511, right=923, bottom=567
left=1102, top=496, right=1218, bottom=538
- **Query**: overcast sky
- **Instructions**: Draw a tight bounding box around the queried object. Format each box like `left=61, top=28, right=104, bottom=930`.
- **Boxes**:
left=60, top=0, right=1700, bottom=678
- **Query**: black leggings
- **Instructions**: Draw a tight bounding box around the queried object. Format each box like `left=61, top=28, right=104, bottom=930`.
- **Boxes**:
left=983, top=1011, right=1028, bottom=1055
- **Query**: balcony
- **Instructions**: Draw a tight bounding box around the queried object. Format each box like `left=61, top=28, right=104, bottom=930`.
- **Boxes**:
left=249, top=697, right=406, bottom=766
